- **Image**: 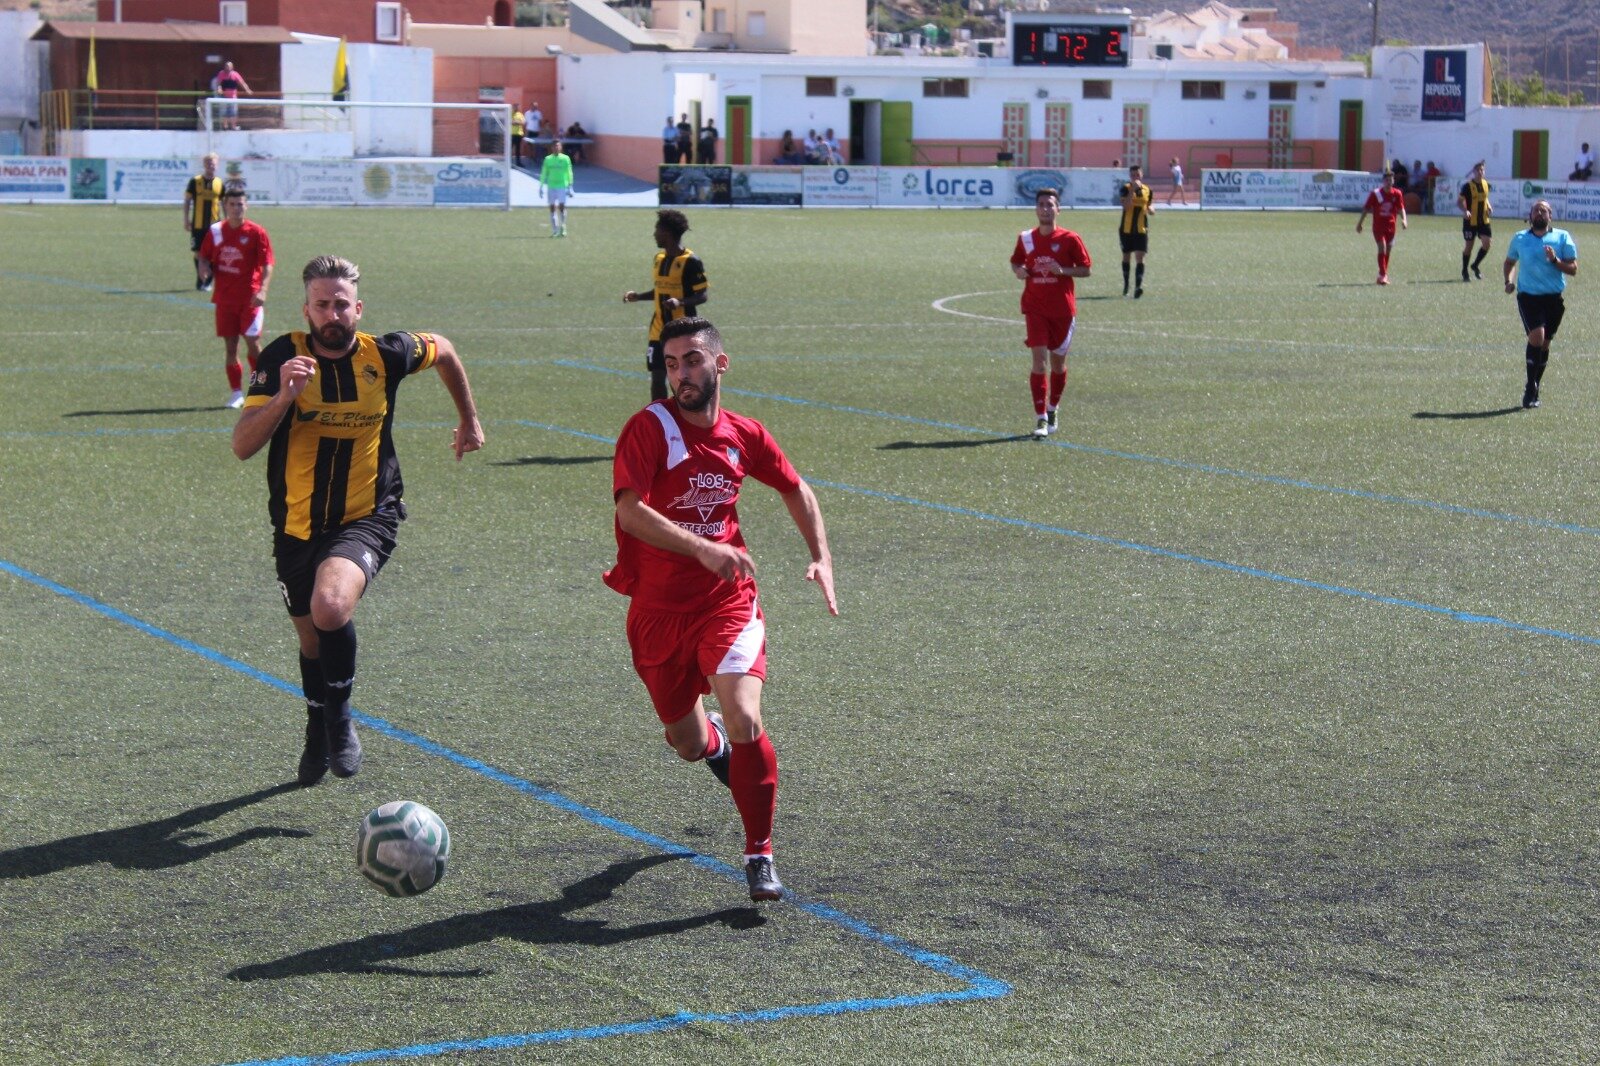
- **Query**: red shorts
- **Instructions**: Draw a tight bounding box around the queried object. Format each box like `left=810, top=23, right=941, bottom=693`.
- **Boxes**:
left=626, top=593, right=767, bottom=724
left=215, top=301, right=264, bottom=339
left=1023, top=311, right=1075, bottom=354
left=1371, top=226, right=1397, bottom=243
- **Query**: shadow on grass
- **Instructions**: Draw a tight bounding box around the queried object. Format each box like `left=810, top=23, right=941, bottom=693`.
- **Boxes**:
left=1412, top=407, right=1524, bottom=420
left=0, top=782, right=309, bottom=879
left=228, top=853, right=765, bottom=980
left=64, top=406, right=229, bottom=417
left=880, top=436, right=1032, bottom=450
left=490, top=455, right=611, bottom=467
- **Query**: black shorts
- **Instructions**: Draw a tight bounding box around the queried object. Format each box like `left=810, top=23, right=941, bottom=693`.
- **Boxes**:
left=1516, top=292, right=1566, bottom=341
left=1462, top=221, right=1492, bottom=241
left=273, top=508, right=403, bottom=617
left=1119, top=231, right=1149, bottom=254
left=190, top=228, right=208, bottom=252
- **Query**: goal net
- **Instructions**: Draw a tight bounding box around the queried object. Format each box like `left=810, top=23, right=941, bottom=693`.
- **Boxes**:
left=200, top=98, right=513, bottom=209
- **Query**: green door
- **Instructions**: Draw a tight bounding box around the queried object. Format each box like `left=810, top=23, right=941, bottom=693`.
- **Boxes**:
left=881, top=101, right=913, bottom=166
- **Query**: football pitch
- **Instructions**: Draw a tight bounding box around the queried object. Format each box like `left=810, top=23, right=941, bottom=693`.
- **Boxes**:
left=3, top=200, right=1599, bottom=1065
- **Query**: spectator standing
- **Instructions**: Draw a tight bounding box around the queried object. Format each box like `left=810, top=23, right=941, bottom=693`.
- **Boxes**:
left=1166, top=155, right=1187, bottom=205
left=231, top=255, right=483, bottom=786
left=214, top=62, right=252, bottom=131
left=1503, top=200, right=1578, bottom=409
left=510, top=106, right=525, bottom=167
left=1390, top=158, right=1410, bottom=193
left=1423, top=161, right=1442, bottom=213
left=662, top=116, right=680, bottom=165
left=183, top=152, right=225, bottom=290
left=698, top=119, right=718, bottom=165
left=526, top=101, right=543, bottom=142
left=197, top=183, right=273, bottom=408
left=603, top=314, right=837, bottom=902
left=623, top=209, right=709, bottom=401
left=676, top=113, right=694, bottom=163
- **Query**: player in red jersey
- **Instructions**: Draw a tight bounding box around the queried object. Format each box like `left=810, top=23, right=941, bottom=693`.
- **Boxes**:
left=1010, top=187, right=1092, bottom=438
left=604, top=316, right=837, bottom=902
left=1356, top=170, right=1408, bottom=286
left=198, top=183, right=274, bottom=407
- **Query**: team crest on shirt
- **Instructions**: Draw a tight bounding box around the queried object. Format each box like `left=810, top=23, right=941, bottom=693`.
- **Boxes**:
left=361, top=363, right=378, bottom=385
left=1051, top=243, right=1060, bottom=252
left=239, top=236, right=250, bottom=245
left=671, top=471, right=736, bottom=521
left=726, top=446, right=740, bottom=467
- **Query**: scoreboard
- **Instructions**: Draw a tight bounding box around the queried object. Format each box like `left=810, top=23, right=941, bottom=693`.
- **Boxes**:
left=1009, top=15, right=1131, bottom=68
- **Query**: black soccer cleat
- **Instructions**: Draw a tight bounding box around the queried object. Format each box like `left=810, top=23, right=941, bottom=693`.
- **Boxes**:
left=744, top=854, right=783, bottom=901
left=297, top=710, right=329, bottom=787
left=327, top=717, right=363, bottom=778
left=704, top=709, right=731, bottom=787
left=1134, top=287, right=1144, bottom=299
left=1472, top=265, right=1483, bottom=280
left=1523, top=382, right=1540, bottom=409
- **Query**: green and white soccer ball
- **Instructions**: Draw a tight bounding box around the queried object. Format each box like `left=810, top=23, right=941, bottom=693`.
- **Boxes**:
left=356, top=801, right=450, bottom=897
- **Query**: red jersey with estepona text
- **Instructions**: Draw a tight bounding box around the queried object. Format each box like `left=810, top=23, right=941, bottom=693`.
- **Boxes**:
left=199, top=219, right=273, bottom=307
left=1364, top=186, right=1405, bottom=231
left=604, top=400, right=801, bottom=613
left=1011, top=227, right=1091, bottom=318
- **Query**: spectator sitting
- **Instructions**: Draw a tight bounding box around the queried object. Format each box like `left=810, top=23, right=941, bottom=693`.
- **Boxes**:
left=803, top=129, right=823, bottom=163
left=1390, top=158, right=1410, bottom=193
left=821, top=128, right=843, bottom=164
left=1571, top=142, right=1595, bottom=181
left=774, top=129, right=803, bottom=164
left=565, top=122, right=588, bottom=164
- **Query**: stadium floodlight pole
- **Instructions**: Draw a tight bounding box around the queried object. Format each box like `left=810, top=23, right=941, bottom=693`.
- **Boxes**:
left=1370, top=0, right=1379, bottom=50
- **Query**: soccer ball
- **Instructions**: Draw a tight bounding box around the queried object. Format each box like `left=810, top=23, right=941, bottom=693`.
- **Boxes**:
left=356, top=801, right=450, bottom=897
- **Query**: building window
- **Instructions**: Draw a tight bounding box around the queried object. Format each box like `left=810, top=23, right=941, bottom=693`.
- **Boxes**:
left=748, top=12, right=766, bottom=37
left=219, top=1, right=246, bottom=25
left=923, top=78, right=969, bottom=98
left=1083, top=80, right=1111, bottom=99
left=375, top=2, right=402, bottom=42
left=1269, top=81, right=1297, bottom=100
left=807, top=77, right=837, bottom=97
left=1181, top=80, right=1224, bottom=100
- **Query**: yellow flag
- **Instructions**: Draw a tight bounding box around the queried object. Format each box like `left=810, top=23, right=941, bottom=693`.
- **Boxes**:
left=86, top=31, right=98, bottom=91
left=332, top=37, right=349, bottom=100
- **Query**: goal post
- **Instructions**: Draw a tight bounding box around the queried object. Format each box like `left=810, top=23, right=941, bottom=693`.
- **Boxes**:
left=200, top=98, right=513, bottom=209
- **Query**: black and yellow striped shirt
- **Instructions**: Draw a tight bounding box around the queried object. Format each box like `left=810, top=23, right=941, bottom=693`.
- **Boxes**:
left=1460, top=178, right=1492, bottom=226
left=186, top=175, right=224, bottom=229
left=245, top=330, right=438, bottom=541
left=646, top=248, right=708, bottom=342
left=1119, top=182, right=1153, bottom=235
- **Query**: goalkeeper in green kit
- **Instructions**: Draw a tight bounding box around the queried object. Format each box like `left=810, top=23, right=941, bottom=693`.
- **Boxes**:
left=538, top=138, right=575, bottom=237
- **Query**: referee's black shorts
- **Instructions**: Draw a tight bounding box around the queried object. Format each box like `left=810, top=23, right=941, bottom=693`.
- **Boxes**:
left=1516, top=291, right=1566, bottom=341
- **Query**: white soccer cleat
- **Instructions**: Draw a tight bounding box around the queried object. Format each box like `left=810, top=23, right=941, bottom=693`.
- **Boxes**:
left=1031, top=416, right=1049, bottom=439
left=227, top=390, right=245, bottom=409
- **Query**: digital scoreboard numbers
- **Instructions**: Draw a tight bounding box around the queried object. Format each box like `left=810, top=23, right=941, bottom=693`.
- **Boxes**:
left=1011, top=20, right=1130, bottom=67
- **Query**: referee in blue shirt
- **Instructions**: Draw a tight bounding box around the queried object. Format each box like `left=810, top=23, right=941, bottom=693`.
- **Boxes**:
left=1504, top=199, right=1578, bottom=409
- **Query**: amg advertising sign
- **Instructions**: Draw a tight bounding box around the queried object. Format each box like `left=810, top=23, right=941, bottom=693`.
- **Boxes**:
left=1422, top=50, right=1467, bottom=121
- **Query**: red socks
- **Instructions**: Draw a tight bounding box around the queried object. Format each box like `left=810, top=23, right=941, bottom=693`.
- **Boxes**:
left=1378, top=251, right=1389, bottom=274
left=1049, top=370, right=1066, bottom=407
left=729, top=732, right=778, bottom=856
left=1029, top=372, right=1047, bottom=416
left=226, top=362, right=243, bottom=391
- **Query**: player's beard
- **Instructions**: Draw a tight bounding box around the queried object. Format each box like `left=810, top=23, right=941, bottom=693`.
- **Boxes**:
left=311, top=320, right=356, bottom=353
left=675, top=371, right=718, bottom=412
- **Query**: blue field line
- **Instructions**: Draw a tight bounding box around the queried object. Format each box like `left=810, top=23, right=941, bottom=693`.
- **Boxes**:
left=804, top=478, right=1600, bottom=647
left=0, top=268, right=212, bottom=307
left=0, top=558, right=1011, bottom=1065
left=552, top=359, right=1600, bottom=540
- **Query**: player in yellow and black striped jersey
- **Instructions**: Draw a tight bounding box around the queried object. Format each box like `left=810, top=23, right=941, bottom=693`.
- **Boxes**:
left=183, top=153, right=225, bottom=290
left=624, top=209, right=709, bottom=401
left=1458, top=160, right=1494, bottom=281
left=233, top=254, right=483, bottom=787
left=1118, top=164, right=1155, bottom=298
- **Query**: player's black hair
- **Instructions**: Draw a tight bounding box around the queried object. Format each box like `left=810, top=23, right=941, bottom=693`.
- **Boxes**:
left=660, top=315, right=721, bottom=352
left=656, top=209, right=690, bottom=240
left=1034, top=187, right=1060, bottom=204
